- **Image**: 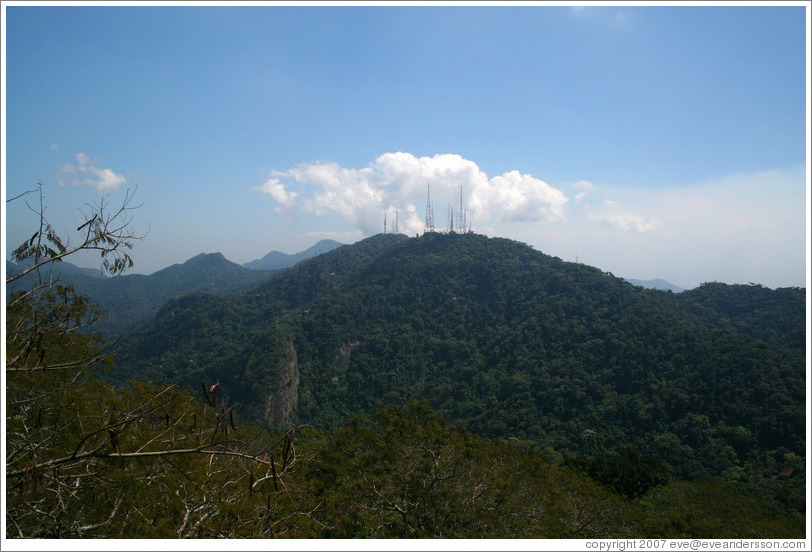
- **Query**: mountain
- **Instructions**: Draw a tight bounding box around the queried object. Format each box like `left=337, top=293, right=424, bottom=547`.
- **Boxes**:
left=6, top=240, right=348, bottom=339
left=625, top=278, right=685, bottom=293
left=675, top=282, right=806, bottom=351
left=6, top=257, right=106, bottom=282
left=244, top=239, right=344, bottom=271
left=7, top=253, right=276, bottom=339
left=6, top=260, right=20, bottom=279
left=117, top=232, right=805, bottom=492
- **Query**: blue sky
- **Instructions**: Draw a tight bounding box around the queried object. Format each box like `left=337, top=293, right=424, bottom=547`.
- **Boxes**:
left=3, top=2, right=809, bottom=290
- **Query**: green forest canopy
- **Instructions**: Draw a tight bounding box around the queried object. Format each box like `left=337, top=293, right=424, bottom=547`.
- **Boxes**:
left=6, top=214, right=807, bottom=538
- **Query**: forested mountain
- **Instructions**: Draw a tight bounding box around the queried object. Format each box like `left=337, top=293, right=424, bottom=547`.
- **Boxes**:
left=243, top=238, right=344, bottom=271
left=8, top=228, right=807, bottom=538
left=5, top=240, right=346, bottom=338
left=6, top=253, right=275, bottom=339
left=675, top=282, right=806, bottom=351
left=117, top=231, right=806, bottom=521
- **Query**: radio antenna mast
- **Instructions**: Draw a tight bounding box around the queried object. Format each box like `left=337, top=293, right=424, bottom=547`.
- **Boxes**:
left=424, top=184, right=435, bottom=233
left=459, top=186, right=465, bottom=234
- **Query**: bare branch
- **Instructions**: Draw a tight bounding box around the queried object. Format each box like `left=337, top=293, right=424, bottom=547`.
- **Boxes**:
left=6, top=187, right=38, bottom=203
left=7, top=186, right=146, bottom=284
left=7, top=445, right=279, bottom=480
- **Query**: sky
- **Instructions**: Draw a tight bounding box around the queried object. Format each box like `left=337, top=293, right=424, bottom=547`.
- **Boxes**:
left=2, top=2, right=809, bottom=291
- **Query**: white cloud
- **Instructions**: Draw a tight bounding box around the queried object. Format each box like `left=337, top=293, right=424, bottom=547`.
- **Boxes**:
left=587, top=199, right=662, bottom=233
left=253, top=178, right=297, bottom=207
left=254, top=152, right=569, bottom=236
left=573, top=180, right=594, bottom=202
left=59, top=152, right=126, bottom=193
left=471, top=170, right=568, bottom=223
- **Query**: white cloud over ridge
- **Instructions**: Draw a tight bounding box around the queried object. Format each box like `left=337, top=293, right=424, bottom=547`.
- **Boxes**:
left=254, top=152, right=568, bottom=236
left=251, top=155, right=805, bottom=289
left=59, top=153, right=126, bottom=193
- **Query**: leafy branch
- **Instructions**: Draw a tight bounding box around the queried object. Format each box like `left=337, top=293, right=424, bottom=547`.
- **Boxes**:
left=7, top=183, right=146, bottom=285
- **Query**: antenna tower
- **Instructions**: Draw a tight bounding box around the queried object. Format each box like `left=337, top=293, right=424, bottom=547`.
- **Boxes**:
left=424, top=184, right=435, bottom=233
left=459, top=187, right=466, bottom=234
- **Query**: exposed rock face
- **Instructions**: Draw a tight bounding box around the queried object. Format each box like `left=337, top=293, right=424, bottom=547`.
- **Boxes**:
left=335, top=341, right=361, bottom=368
left=264, top=341, right=299, bottom=428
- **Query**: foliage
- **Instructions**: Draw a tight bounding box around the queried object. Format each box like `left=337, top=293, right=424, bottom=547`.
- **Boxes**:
left=304, top=402, right=804, bottom=538
left=298, top=401, right=634, bottom=538
left=637, top=479, right=805, bottom=538
left=7, top=183, right=142, bottom=284
left=676, top=282, right=806, bottom=352
left=5, top=188, right=313, bottom=538
left=119, top=232, right=806, bottom=508
left=567, top=450, right=670, bottom=499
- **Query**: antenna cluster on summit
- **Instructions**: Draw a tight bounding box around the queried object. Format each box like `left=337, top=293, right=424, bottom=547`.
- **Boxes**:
left=383, top=208, right=399, bottom=235
left=384, top=184, right=472, bottom=235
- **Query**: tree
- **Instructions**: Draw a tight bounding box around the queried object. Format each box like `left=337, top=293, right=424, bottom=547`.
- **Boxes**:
left=7, top=182, right=143, bottom=286
left=5, top=186, right=318, bottom=537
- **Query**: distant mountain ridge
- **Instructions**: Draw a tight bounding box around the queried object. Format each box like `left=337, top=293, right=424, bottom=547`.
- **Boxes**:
left=6, top=240, right=348, bottom=338
left=6, top=257, right=107, bottom=280
left=625, top=278, right=685, bottom=293
left=7, top=252, right=275, bottom=339
left=244, top=239, right=344, bottom=271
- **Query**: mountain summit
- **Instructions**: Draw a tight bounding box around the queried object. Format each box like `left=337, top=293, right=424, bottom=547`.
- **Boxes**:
left=244, top=239, right=344, bottom=271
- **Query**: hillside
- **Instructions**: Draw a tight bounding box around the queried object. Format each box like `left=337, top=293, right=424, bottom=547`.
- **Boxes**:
left=117, top=232, right=805, bottom=504
left=6, top=241, right=352, bottom=339
left=675, top=282, right=806, bottom=351
left=6, top=253, right=276, bottom=339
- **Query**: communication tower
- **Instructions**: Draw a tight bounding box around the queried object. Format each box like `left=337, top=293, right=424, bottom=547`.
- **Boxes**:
left=424, top=184, right=435, bottom=233
left=459, top=187, right=466, bottom=234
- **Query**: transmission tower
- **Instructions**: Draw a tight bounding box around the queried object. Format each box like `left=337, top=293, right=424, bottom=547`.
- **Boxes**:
left=423, top=184, right=435, bottom=234
left=459, top=187, right=466, bottom=234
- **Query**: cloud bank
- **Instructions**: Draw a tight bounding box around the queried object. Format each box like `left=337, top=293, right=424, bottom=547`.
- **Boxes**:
left=253, top=152, right=568, bottom=236
left=59, top=153, right=126, bottom=193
